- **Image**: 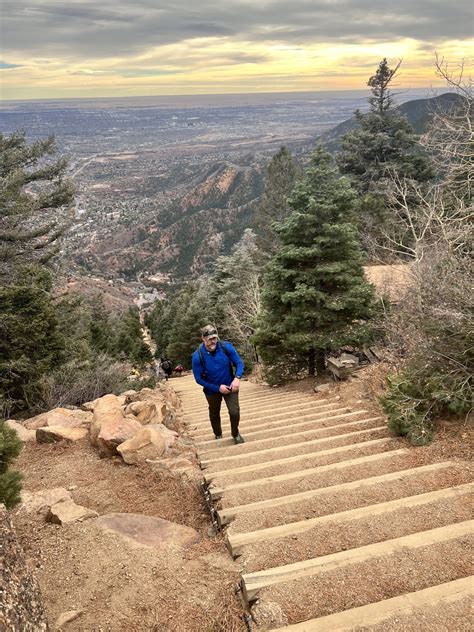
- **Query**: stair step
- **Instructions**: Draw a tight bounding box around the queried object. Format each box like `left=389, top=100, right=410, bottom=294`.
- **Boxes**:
left=210, top=449, right=408, bottom=501
left=200, top=423, right=385, bottom=470
left=227, top=482, right=473, bottom=558
left=188, top=399, right=336, bottom=424
left=219, top=450, right=438, bottom=508
left=268, top=576, right=474, bottom=631
left=216, top=461, right=460, bottom=527
left=188, top=403, right=343, bottom=434
left=203, top=438, right=394, bottom=485
left=241, top=520, right=473, bottom=602
left=199, top=414, right=373, bottom=458
left=194, top=408, right=354, bottom=445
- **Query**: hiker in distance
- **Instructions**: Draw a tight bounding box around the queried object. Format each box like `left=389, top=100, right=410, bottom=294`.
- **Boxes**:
left=192, top=325, right=245, bottom=444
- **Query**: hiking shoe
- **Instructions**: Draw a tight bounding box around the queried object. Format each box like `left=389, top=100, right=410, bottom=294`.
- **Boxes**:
left=214, top=434, right=223, bottom=440
left=233, top=434, right=245, bottom=444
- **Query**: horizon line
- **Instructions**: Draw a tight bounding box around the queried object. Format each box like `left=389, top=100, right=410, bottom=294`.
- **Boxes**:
left=0, top=84, right=439, bottom=104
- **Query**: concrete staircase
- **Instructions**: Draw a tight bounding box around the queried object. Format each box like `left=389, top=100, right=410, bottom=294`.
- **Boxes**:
left=173, top=374, right=473, bottom=630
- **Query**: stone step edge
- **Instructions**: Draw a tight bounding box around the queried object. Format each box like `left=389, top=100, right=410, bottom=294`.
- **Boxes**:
left=203, top=438, right=394, bottom=483
left=241, top=519, right=473, bottom=602
left=267, top=575, right=474, bottom=631
left=198, top=413, right=370, bottom=456
left=216, top=461, right=457, bottom=527
left=226, top=482, right=474, bottom=556
left=200, top=421, right=384, bottom=468
left=210, top=448, right=408, bottom=500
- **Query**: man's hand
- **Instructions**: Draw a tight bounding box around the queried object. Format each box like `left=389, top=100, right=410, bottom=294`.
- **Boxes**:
left=219, top=384, right=232, bottom=394
left=230, top=377, right=241, bottom=392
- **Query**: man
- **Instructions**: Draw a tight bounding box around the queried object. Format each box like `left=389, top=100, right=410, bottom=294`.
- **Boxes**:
left=192, top=325, right=245, bottom=444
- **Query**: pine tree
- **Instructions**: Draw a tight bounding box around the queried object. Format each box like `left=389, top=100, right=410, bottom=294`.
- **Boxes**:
left=0, top=131, right=74, bottom=280
left=0, top=266, right=66, bottom=413
left=0, top=421, right=23, bottom=509
left=253, top=146, right=299, bottom=259
left=336, top=59, right=432, bottom=245
left=254, top=146, right=376, bottom=383
left=337, top=59, right=432, bottom=193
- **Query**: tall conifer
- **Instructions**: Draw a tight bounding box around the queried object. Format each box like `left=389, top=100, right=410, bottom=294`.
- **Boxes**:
left=255, top=146, right=376, bottom=382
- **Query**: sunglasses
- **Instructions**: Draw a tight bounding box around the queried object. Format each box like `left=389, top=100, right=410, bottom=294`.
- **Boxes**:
left=204, top=331, right=218, bottom=337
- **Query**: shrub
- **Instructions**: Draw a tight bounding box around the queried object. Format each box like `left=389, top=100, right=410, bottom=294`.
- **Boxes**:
left=38, top=354, right=134, bottom=410
left=381, top=252, right=473, bottom=444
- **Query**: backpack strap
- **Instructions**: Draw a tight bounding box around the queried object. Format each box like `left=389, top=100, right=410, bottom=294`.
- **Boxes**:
left=197, top=341, right=234, bottom=379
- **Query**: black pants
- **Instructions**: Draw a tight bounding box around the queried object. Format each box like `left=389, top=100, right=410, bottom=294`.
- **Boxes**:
left=205, top=391, right=240, bottom=437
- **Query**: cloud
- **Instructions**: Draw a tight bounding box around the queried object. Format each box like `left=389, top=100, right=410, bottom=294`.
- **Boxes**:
left=1, top=0, right=472, bottom=61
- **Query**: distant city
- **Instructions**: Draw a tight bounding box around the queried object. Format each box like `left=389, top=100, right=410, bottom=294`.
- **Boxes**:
left=0, top=88, right=435, bottom=296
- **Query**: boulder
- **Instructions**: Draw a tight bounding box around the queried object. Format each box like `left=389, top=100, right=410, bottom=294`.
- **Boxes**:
left=148, top=423, right=178, bottom=449
left=46, top=500, right=98, bottom=525
left=20, top=488, right=72, bottom=516
left=125, top=400, right=159, bottom=424
left=36, top=426, right=88, bottom=444
left=5, top=420, right=36, bottom=442
left=96, top=415, right=142, bottom=458
left=0, top=505, right=49, bottom=631
left=117, top=426, right=166, bottom=465
left=24, top=408, right=92, bottom=430
left=90, top=394, right=124, bottom=447
left=95, top=513, right=200, bottom=549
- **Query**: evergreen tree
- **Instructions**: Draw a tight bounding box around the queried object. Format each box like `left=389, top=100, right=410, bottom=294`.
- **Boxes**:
left=0, top=421, right=23, bottom=509
left=111, top=307, right=152, bottom=366
left=210, top=229, right=261, bottom=366
left=336, top=59, right=432, bottom=244
left=253, top=146, right=299, bottom=259
left=0, top=131, right=74, bottom=280
left=337, top=59, right=432, bottom=192
left=165, top=283, right=213, bottom=367
left=254, top=146, right=376, bottom=383
left=0, top=266, right=66, bottom=413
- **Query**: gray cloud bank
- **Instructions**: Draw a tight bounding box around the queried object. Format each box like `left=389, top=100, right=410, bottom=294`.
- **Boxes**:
left=2, top=0, right=472, bottom=60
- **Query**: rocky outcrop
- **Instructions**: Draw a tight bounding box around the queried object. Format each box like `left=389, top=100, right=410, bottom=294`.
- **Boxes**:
left=0, top=504, right=49, bottom=631
left=18, top=382, right=190, bottom=472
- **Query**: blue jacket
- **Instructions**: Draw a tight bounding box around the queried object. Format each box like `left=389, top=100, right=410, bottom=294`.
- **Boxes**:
left=192, top=340, right=244, bottom=394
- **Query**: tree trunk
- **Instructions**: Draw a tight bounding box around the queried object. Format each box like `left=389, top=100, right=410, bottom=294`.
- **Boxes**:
left=308, top=348, right=316, bottom=376
left=315, top=349, right=326, bottom=375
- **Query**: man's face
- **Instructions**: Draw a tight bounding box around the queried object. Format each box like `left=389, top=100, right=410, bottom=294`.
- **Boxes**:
left=203, top=334, right=218, bottom=351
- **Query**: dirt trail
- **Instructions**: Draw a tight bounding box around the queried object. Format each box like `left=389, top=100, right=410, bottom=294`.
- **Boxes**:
left=176, top=372, right=473, bottom=630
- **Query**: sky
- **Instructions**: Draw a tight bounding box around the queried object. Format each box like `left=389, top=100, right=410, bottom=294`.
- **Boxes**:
left=1, top=0, right=473, bottom=100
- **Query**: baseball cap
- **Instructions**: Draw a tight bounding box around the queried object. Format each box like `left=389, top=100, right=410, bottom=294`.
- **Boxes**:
left=201, top=324, right=218, bottom=338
